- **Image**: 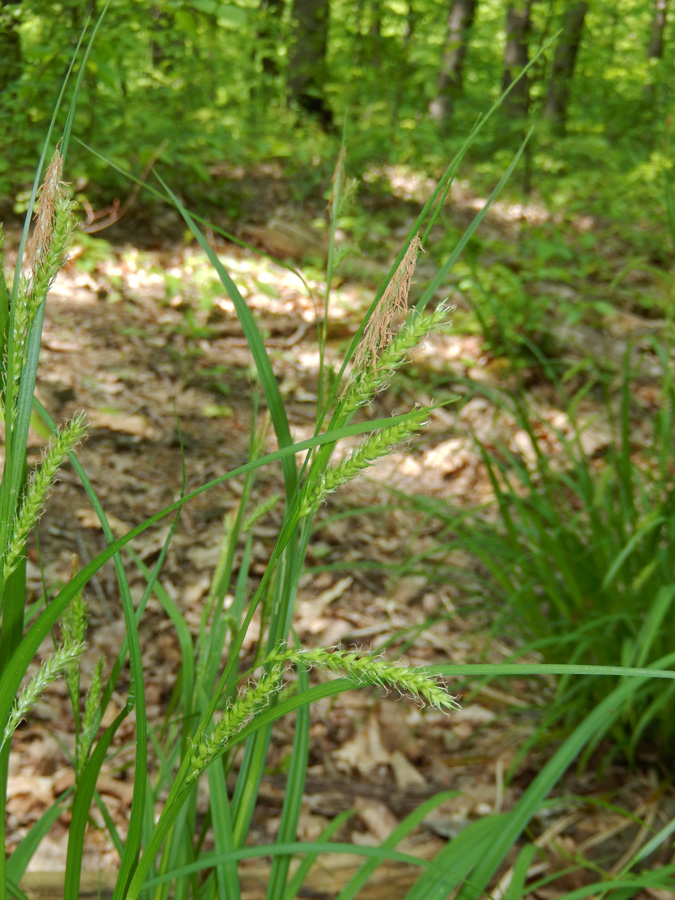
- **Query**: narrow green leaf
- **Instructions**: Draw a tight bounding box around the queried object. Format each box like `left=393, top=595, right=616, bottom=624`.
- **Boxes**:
left=504, top=844, right=538, bottom=900
left=207, top=762, right=241, bottom=900
left=453, top=657, right=675, bottom=900
left=6, top=795, right=70, bottom=883
left=282, top=812, right=355, bottom=900
left=64, top=707, right=130, bottom=900
left=265, top=660, right=311, bottom=900
left=601, top=516, right=666, bottom=591
left=337, top=791, right=460, bottom=900
left=154, top=175, right=297, bottom=499
left=145, top=841, right=429, bottom=889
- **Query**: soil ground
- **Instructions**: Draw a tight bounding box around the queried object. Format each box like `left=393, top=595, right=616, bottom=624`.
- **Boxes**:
left=5, top=172, right=675, bottom=899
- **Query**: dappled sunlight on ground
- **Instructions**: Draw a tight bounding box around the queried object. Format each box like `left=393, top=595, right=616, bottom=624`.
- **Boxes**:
left=4, top=201, right=673, bottom=888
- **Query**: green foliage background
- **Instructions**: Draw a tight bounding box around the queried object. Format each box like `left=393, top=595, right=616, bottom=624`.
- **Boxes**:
left=2, top=6, right=675, bottom=897
left=0, top=0, right=672, bottom=215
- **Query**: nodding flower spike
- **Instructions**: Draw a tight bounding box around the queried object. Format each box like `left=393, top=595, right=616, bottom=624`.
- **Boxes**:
left=265, top=646, right=460, bottom=713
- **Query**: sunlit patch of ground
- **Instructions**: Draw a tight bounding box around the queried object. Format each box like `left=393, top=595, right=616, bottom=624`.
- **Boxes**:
left=4, top=215, right=672, bottom=896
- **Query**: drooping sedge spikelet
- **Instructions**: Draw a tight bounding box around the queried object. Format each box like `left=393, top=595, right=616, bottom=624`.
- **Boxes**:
left=0, top=228, right=8, bottom=413
left=265, top=646, right=459, bottom=712
left=28, top=190, right=77, bottom=310
left=62, top=562, right=87, bottom=649
left=186, top=666, right=284, bottom=783
left=328, top=148, right=358, bottom=270
left=3, top=413, right=87, bottom=582
left=300, top=406, right=430, bottom=517
left=76, top=657, right=104, bottom=781
left=4, top=276, right=31, bottom=410
left=2, top=642, right=86, bottom=748
left=343, top=303, right=452, bottom=414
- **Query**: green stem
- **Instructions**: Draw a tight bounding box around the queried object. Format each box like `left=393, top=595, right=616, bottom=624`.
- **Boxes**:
left=0, top=743, right=10, bottom=900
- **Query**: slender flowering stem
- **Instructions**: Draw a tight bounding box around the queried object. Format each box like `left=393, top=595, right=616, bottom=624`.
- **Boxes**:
left=244, top=492, right=281, bottom=532
left=77, top=658, right=104, bottom=780
left=62, top=570, right=87, bottom=726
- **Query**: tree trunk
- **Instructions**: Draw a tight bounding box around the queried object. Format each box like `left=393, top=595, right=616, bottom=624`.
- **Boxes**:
left=355, top=0, right=381, bottom=67
left=429, top=0, right=478, bottom=121
left=150, top=6, right=174, bottom=71
left=644, top=0, right=668, bottom=102
left=258, top=0, right=285, bottom=78
left=404, top=0, right=418, bottom=41
left=647, top=0, right=668, bottom=60
left=502, top=0, right=532, bottom=120
left=601, top=3, right=619, bottom=110
left=369, top=0, right=382, bottom=37
left=288, top=0, right=333, bottom=129
left=389, top=1, right=417, bottom=126
left=0, top=1, right=22, bottom=94
left=544, top=1, right=589, bottom=135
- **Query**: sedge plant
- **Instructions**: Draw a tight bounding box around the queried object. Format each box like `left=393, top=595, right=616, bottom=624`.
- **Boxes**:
left=439, top=350, right=675, bottom=767
left=2, top=18, right=675, bottom=900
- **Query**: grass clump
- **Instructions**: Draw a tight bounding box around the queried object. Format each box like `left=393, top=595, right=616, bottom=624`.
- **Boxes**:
left=437, top=356, right=675, bottom=763
left=3, top=21, right=675, bottom=900
left=0, top=124, right=462, bottom=900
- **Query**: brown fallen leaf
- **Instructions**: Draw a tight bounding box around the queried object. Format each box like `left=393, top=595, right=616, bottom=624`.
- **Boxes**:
left=7, top=775, right=53, bottom=817
left=390, top=750, right=425, bottom=790
left=76, top=508, right=130, bottom=535
left=334, top=712, right=390, bottom=776
left=89, top=410, right=158, bottom=440
left=354, top=796, right=399, bottom=843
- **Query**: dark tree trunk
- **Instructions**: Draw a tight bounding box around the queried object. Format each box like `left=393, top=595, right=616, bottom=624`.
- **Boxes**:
left=150, top=6, right=173, bottom=70
left=258, top=0, right=285, bottom=78
left=404, top=0, right=418, bottom=40
left=0, top=1, right=22, bottom=94
left=355, top=0, right=382, bottom=68
left=429, top=0, right=478, bottom=121
left=369, top=0, right=382, bottom=37
left=601, top=3, right=619, bottom=110
left=647, top=0, right=668, bottom=60
left=644, top=0, right=668, bottom=103
left=288, top=0, right=333, bottom=129
left=390, top=1, right=417, bottom=126
left=502, top=0, right=533, bottom=120
left=544, top=1, right=589, bottom=135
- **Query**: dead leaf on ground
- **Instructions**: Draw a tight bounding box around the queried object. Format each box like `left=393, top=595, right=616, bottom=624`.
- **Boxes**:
left=89, top=410, right=158, bottom=440
left=334, top=712, right=390, bottom=775
left=390, top=750, right=426, bottom=790
left=354, top=797, right=399, bottom=843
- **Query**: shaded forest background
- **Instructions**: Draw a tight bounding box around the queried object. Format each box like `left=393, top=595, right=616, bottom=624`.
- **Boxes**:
left=0, top=0, right=672, bottom=224
left=3, top=2, right=675, bottom=896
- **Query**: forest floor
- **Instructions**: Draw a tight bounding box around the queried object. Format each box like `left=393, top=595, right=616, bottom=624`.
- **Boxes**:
left=5, top=168, right=675, bottom=899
